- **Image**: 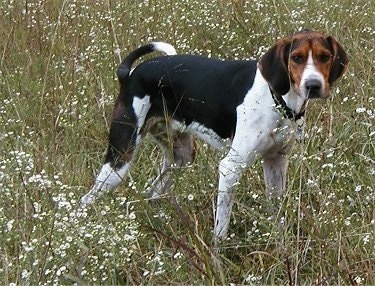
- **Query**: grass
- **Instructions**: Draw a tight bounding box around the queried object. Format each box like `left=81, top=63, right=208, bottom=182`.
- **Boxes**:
left=0, top=0, right=374, bottom=284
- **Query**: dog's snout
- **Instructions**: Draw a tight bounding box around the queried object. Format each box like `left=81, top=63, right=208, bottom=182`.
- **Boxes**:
left=306, top=79, right=322, bottom=90
left=305, top=79, right=322, bottom=98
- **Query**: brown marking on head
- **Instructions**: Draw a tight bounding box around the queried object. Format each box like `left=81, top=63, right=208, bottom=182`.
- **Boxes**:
left=259, top=29, right=348, bottom=98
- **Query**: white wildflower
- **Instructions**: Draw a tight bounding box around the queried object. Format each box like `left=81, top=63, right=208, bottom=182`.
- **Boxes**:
left=356, top=107, right=366, bottom=114
left=355, top=185, right=362, bottom=192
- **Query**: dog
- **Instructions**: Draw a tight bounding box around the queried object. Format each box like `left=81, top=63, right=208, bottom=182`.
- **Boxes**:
left=80, top=29, right=348, bottom=241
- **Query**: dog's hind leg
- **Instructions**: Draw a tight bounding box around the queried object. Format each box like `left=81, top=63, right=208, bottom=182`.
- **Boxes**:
left=148, top=155, right=173, bottom=198
left=80, top=96, right=151, bottom=206
left=148, top=125, right=195, bottom=199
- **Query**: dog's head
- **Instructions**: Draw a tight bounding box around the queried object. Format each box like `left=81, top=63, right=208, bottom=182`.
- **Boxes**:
left=258, top=29, right=348, bottom=99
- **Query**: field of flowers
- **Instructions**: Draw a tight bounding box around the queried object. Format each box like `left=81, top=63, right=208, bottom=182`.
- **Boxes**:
left=0, top=0, right=374, bottom=284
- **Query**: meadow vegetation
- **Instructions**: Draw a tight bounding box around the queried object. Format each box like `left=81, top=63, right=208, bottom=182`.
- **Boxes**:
left=0, top=0, right=374, bottom=284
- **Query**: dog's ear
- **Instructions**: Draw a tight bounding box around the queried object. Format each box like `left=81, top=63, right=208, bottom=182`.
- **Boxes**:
left=258, top=38, right=291, bottom=95
left=326, top=36, right=349, bottom=84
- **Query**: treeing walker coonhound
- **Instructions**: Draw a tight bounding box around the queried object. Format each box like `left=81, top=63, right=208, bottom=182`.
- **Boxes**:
left=80, top=29, right=348, bottom=241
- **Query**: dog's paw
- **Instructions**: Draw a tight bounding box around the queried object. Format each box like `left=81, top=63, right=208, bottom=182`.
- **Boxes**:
left=80, top=194, right=96, bottom=207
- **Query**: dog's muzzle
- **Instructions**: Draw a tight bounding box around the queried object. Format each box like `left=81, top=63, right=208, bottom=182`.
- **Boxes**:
left=305, top=79, right=323, bottom=99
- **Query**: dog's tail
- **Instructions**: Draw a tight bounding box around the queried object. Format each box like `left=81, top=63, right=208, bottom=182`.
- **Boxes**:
left=117, top=42, right=177, bottom=82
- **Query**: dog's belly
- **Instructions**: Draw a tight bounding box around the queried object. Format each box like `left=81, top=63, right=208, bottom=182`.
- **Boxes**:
left=171, top=119, right=229, bottom=149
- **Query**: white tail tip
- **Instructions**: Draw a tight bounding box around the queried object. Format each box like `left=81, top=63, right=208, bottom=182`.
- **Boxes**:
left=151, top=42, right=177, bottom=56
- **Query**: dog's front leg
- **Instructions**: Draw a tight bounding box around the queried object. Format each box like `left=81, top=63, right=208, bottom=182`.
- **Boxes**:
left=262, top=153, right=289, bottom=198
left=80, top=160, right=132, bottom=206
left=214, top=146, right=254, bottom=241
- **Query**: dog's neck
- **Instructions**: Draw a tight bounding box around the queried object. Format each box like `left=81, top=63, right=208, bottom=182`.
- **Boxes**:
left=271, top=89, right=307, bottom=120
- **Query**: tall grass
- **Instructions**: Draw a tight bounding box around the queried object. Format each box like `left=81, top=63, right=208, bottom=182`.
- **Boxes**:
left=0, top=0, right=374, bottom=284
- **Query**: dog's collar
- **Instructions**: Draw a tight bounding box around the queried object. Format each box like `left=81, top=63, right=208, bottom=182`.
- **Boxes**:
left=271, top=90, right=305, bottom=121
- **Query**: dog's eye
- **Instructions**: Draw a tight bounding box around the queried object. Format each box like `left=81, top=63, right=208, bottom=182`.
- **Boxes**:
left=318, top=54, right=331, bottom=63
left=291, top=55, right=304, bottom=63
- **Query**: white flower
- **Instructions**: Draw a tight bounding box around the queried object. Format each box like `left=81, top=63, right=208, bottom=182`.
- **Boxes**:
left=322, top=163, right=334, bottom=169
left=354, top=276, right=363, bottom=284
left=143, top=270, right=150, bottom=277
left=128, top=212, right=136, bottom=219
left=363, top=234, right=370, bottom=245
left=173, top=252, right=182, bottom=259
left=245, top=273, right=262, bottom=283
left=21, top=269, right=30, bottom=279
left=6, top=219, right=14, bottom=231
left=356, top=107, right=366, bottom=113
left=355, top=185, right=362, bottom=192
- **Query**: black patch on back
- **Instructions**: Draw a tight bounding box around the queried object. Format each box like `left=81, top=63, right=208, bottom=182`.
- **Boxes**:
left=129, top=55, right=258, bottom=139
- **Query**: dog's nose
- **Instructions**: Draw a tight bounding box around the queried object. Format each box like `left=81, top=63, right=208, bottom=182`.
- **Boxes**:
left=306, top=79, right=322, bottom=91
left=305, top=79, right=322, bottom=98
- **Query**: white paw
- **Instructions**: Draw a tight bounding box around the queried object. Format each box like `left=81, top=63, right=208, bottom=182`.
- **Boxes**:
left=80, top=194, right=96, bottom=207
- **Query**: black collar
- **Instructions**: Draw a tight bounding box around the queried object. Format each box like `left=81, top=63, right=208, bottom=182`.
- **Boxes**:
left=271, top=90, right=305, bottom=120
